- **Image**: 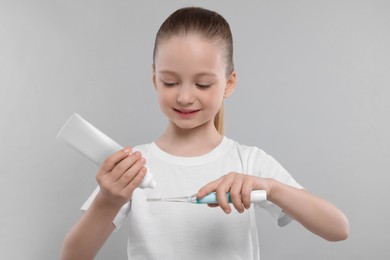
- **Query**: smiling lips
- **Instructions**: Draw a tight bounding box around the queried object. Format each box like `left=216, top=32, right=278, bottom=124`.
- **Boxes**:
left=174, top=108, right=200, bottom=117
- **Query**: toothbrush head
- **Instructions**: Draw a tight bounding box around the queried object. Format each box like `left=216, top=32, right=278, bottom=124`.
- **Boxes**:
left=146, top=197, right=163, bottom=202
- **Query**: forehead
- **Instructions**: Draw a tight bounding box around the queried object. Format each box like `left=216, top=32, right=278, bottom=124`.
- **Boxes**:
left=154, top=35, right=226, bottom=76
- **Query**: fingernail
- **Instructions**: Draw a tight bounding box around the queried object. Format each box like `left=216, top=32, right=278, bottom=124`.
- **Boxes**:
left=224, top=208, right=231, bottom=214
left=123, top=148, right=131, bottom=153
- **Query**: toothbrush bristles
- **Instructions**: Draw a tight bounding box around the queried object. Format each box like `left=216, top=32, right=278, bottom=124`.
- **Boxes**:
left=146, top=198, right=162, bottom=202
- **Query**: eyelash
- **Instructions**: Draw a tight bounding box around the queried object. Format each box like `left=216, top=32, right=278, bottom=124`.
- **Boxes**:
left=162, top=81, right=177, bottom=87
left=196, top=84, right=212, bottom=89
left=161, top=81, right=212, bottom=89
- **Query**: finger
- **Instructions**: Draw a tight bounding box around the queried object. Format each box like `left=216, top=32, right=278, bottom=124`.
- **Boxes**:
left=110, top=151, right=143, bottom=181
left=241, top=181, right=253, bottom=209
left=214, top=173, right=239, bottom=214
left=101, top=147, right=133, bottom=173
left=215, top=173, right=236, bottom=214
left=115, top=155, right=146, bottom=186
left=196, top=178, right=222, bottom=199
left=121, top=166, right=148, bottom=195
left=216, top=187, right=231, bottom=214
left=230, top=176, right=245, bottom=213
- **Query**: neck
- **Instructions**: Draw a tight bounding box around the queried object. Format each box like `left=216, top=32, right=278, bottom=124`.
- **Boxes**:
left=155, top=121, right=223, bottom=157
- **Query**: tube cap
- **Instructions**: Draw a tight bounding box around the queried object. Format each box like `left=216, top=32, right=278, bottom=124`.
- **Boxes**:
left=250, top=190, right=267, bottom=203
left=138, top=168, right=157, bottom=189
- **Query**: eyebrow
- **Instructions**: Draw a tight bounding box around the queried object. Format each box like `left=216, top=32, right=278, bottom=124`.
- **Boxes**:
left=158, top=70, right=218, bottom=78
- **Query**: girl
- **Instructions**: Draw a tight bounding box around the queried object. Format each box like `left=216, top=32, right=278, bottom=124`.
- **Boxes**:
left=61, top=7, right=349, bottom=260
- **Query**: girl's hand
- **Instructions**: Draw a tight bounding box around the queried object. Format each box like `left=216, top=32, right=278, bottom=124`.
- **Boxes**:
left=197, top=173, right=349, bottom=241
left=96, top=147, right=147, bottom=208
left=196, top=172, right=271, bottom=214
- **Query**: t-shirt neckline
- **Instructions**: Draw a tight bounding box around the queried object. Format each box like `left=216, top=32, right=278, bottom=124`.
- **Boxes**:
left=149, top=136, right=232, bottom=166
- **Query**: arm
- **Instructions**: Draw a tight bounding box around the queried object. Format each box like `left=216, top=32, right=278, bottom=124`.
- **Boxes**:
left=197, top=173, right=349, bottom=242
left=60, top=193, right=119, bottom=260
left=266, top=179, right=349, bottom=241
left=60, top=148, right=147, bottom=260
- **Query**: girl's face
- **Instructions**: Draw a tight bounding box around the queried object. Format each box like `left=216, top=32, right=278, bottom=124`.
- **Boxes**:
left=153, top=35, right=236, bottom=131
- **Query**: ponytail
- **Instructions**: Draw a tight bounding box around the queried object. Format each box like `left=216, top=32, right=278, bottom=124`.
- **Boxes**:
left=214, top=103, right=225, bottom=135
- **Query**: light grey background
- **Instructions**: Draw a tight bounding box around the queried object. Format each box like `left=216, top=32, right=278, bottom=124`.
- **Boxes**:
left=1, top=0, right=389, bottom=259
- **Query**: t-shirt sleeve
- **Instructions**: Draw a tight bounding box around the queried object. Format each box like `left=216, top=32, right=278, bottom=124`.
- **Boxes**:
left=245, top=146, right=304, bottom=227
left=80, top=186, right=132, bottom=230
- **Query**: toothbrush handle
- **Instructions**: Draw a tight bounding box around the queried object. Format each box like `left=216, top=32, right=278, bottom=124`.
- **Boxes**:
left=196, top=190, right=267, bottom=204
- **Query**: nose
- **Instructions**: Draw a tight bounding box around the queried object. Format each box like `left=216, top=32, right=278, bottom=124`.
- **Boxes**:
left=177, top=85, right=195, bottom=105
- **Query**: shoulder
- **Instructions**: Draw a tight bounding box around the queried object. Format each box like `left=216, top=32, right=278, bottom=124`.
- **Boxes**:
left=132, top=142, right=153, bottom=154
left=225, top=137, right=267, bottom=159
left=225, top=137, right=287, bottom=174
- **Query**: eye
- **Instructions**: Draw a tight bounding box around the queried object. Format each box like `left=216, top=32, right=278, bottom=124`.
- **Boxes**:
left=196, top=83, right=212, bottom=89
left=162, top=81, right=178, bottom=87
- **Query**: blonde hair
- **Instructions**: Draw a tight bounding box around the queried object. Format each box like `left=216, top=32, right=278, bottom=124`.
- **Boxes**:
left=153, top=7, right=234, bottom=135
left=214, top=103, right=225, bottom=135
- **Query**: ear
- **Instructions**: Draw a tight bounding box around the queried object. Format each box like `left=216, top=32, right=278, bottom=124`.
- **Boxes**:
left=224, top=71, right=237, bottom=98
left=152, top=64, right=157, bottom=90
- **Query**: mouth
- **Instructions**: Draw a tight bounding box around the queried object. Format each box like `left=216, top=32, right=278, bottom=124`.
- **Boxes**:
left=173, top=108, right=200, bottom=115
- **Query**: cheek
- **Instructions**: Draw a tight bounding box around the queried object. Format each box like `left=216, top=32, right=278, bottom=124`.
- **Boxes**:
left=214, top=85, right=226, bottom=100
left=206, top=88, right=225, bottom=109
left=157, top=88, right=173, bottom=107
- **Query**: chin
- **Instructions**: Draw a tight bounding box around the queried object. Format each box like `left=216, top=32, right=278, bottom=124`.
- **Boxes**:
left=173, top=122, right=197, bottom=130
left=173, top=120, right=212, bottom=131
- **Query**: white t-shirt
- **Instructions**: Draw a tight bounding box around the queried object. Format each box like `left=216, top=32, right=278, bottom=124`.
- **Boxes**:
left=82, top=137, right=303, bottom=259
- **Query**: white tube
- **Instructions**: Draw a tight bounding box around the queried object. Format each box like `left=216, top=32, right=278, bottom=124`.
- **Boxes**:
left=56, top=113, right=156, bottom=189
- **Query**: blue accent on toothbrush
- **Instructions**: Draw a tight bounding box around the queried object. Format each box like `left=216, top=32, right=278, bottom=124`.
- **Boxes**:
left=195, top=192, right=232, bottom=204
